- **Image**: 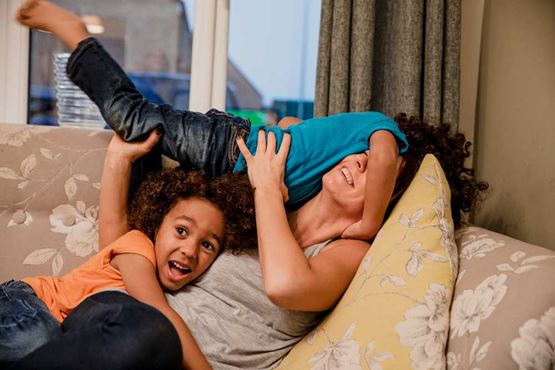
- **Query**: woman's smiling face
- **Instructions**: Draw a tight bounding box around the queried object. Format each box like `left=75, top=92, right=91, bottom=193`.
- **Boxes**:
left=154, top=197, right=225, bottom=291
left=321, top=151, right=369, bottom=215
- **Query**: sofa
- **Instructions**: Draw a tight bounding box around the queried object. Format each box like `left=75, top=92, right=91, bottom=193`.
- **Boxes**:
left=1, top=122, right=553, bottom=370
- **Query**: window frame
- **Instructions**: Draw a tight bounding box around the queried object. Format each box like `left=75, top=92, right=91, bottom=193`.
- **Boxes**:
left=0, top=0, right=228, bottom=125
left=0, top=0, right=29, bottom=125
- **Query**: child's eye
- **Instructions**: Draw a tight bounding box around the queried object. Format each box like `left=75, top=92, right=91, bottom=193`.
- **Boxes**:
left=176, top=227, right=188, bottom=236
left=201, top=241, right=216, bottom=252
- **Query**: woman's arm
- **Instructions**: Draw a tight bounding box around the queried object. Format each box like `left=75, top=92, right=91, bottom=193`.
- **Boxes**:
left=237, top=132, right=369, bottom=311
left=255, top=186, right=368, bottom=310
left=341, top=130, right=400, bottom=240
left=99, top=131, right=160, bottom=248
left=112, top=253, right=211, bottom=370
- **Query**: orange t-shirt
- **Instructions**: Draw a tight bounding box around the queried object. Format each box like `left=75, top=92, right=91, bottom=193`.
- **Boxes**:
left=22, top=230, right=156, bottom=322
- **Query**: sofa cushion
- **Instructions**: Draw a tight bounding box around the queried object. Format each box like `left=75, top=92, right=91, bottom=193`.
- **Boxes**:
left=447, top=226, right=555, bottom=370
left=278, top=154, right=457, bottom=369
left=0, top=123, right=111, bottom=281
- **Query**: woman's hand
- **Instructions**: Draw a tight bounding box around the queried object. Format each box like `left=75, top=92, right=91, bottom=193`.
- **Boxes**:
left=236, top=130, right=291, bottom=203
left=106, top=129, right=161, bottom=164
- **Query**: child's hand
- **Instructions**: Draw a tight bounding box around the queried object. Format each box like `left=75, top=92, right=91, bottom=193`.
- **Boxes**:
left=107, top=130, right=161, bottom=164
left=236, top=130, right=291, bottom=203
left=341, top=220, right=378, bottom=241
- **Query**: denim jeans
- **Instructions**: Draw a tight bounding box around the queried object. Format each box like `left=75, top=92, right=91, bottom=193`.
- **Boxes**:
left=67, top=37, right=250, bottom=177
left=3, top=290, right=182, bottom=370
left=0, top=280, right=61, bottom=367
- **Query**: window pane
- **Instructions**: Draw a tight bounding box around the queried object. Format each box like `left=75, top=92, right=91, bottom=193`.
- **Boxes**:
left=226, top=0, right=321, bottom=125
left=28, top=0, right=194, bottom=127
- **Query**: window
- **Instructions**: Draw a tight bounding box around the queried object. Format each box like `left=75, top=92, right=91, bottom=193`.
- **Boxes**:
left=26, top=0, right=321, bottom=127
left=189, top=0, right=322, bottom=125
left=28, top=0, right=194, bottom=127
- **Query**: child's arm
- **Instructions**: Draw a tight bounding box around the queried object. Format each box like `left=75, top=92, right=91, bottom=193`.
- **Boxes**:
left=341, top=130, right=400, bottom=240
left=112, top=253, right=211, bottom=370
left=99, top=131, right=161, bottom=248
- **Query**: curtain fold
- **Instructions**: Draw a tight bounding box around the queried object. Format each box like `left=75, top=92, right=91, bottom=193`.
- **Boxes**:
left=315, top=0, right=461, bottom=129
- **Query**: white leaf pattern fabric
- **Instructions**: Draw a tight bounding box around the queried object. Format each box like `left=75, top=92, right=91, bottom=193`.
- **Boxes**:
left=1, top=123, right=109, bottom=280
left=450, top=274, right=508, bottom=338
left=396, top=284, right=450, bottom=370
left=510, top=307, right=555, bottom=370
left=448, top=227, right=555, bottom=370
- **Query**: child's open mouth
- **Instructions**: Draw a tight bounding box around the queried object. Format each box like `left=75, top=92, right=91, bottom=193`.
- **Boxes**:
left=168, top=260, right=192, bottom=280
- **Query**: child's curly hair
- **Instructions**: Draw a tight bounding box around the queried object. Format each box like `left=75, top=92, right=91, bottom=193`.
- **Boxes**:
left=128, top=168, right=256, bottom=254
left=389, top=113, right=489, bottom=228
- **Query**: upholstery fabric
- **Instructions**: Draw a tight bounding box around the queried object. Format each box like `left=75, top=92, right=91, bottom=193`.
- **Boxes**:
left=277, top=154, right=457, bottom=369
left=0, top=123, right=111, bottom=280
left=447, top=226, right=555, bottom=370
left=1, top=123, right=554, bottom=369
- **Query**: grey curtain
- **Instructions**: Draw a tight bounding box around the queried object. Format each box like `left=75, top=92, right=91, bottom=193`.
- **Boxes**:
left=315, top=0, right=461, bottom=129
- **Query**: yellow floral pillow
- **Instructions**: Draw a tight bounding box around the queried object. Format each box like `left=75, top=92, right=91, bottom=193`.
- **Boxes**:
left=277, top=154, right=457, bottom=370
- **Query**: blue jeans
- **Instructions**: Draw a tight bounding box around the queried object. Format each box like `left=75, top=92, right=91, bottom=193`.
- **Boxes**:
left=1, top=288, right=182, bottom=370
left=67, top=37, right=251, bottom=177
left=0, top=280, right=60, bottom=367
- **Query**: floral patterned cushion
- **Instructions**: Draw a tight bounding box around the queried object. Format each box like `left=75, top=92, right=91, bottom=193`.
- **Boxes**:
left=0, top=123, right=111, bottom=281
left=278, top=154, right=458, bottom=369
left=447, top=226, right=555, bottom=370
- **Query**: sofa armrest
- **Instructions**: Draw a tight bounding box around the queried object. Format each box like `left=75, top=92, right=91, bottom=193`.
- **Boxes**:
left=448, top=226, right=555, bottom=369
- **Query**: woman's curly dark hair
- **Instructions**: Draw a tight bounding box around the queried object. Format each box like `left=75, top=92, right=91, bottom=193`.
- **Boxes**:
left=127, top=168, right=256, bottom=254
left=388, top=113, right=489, bottom=228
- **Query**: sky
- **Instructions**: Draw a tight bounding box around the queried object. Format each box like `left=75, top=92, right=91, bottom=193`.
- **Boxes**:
left=184, top=0, right=322, bottom=107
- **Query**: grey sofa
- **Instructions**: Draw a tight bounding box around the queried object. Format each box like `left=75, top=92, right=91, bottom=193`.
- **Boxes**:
left=1, top=122, right=553, bottom=369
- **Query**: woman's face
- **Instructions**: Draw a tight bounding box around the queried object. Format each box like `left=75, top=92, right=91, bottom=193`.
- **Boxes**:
left=154, top=197, right=225, bottom=291
left=321, top=151, right=369, bottom=215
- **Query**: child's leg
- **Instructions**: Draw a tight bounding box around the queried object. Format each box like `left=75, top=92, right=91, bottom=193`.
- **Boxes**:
left=17, top=1, right=251, bottom=176
left=16, top=0, right=89, bottom=50
left=0, top=280, right=60, bottom=367
left=10, top=291, right=182, bottom=370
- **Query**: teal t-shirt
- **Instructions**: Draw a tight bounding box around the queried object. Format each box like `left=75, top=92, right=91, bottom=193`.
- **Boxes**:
left=233, top=111, right=409, bottom=208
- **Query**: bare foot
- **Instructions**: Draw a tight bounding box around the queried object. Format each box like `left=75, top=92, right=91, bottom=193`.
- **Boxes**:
left=16, top=0, right=80, bottom=31
left=16, top=0, right=89, bottom=50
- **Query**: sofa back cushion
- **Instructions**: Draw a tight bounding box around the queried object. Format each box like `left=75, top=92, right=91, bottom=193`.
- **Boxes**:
left=0, top=123, right=111, bottom=281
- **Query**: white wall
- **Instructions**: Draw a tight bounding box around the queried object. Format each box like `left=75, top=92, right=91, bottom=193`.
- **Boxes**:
left=472, top=0, right=555, bottom=250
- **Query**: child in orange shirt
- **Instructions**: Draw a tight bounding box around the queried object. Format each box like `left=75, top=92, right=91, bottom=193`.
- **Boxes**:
left=0, top=132, right=255, bottom=369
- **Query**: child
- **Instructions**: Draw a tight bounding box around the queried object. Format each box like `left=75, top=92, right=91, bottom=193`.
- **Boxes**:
left=16, top=0, right=408, bottom=241
left=0, top=154, right=256, bottom=369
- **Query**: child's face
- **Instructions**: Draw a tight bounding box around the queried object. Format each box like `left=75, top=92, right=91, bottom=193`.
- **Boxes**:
left=154, top=197, right=225, bottom=291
